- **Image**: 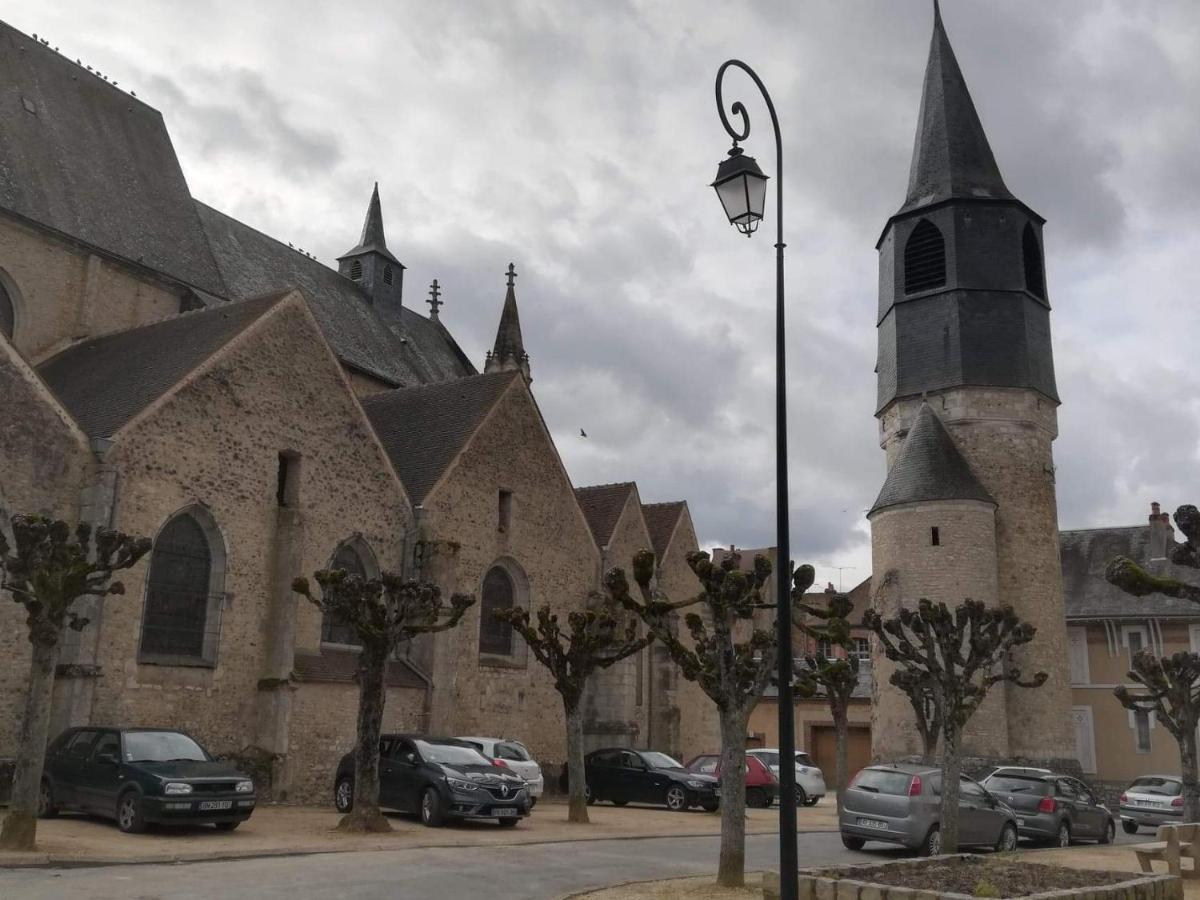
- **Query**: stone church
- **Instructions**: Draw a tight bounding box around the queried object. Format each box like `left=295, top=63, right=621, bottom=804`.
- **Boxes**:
left=868, top=3, right=1075, bottom=767
left=0, top=19, right=711, bottom=800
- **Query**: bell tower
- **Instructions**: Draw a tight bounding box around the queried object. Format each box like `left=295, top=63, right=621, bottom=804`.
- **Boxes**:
left=869, top=1, right=1073, bottom=764
left=337, top=183, right=404, bottom=312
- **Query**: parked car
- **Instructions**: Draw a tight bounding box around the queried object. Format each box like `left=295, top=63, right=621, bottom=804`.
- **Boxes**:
left=981, top=765, right=1052, bottom=780
left=746, top=748, right=826, bottom=806
left=455, top=736, right=544, bottom=806
left=584, top=748, right=719, bottom=812
left=39, top=726, right=256, bottom=834
left=840, top=763, right=1018, bottom=856
left=334, top=735, right=529, bottom=827
left=685, top=753, right=778, bottom=808
left=1119, top=775, right=1184, bottom=834
left=980, top=771, right=1115, bottom=846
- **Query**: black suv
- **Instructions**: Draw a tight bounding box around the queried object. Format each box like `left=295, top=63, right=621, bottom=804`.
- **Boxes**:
left=40, top=727, right=256, bottom=833
left=980, top=770, right=1115, bottom=846
left=585, top=748, right=719, bottom=811
left=334, top=735, right=530, bottom=827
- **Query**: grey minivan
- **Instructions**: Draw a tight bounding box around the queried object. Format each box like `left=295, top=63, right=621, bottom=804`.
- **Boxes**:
left=840, top=763, right=1018, bottom=856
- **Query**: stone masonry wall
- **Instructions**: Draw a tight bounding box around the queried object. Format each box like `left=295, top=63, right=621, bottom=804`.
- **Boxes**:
left=420, top=379, right=600, bottom=776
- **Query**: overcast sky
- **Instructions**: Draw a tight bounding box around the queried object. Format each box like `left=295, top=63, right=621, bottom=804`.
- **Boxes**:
left=10, top=0, right=1198, bottom=590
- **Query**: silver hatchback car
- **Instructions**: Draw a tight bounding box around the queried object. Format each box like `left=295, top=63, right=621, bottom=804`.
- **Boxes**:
left=1120, top=776, right=1184, bottom=834
left=840, top=763, right=1018, bottom=856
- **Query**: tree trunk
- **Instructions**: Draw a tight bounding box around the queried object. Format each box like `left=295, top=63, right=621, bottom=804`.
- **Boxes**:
left=833, top=699, right=849, bottom=816
left=716, top=706, right=749, bottom=888
left=939, top=723, right=961, bottom=854
left=1181, top=728, right=1200, bottom=824
left=339, top=642, right=391, bottom=833
left=920, top=728, right=938, bottom=767
left=564, top=701, right=589, bottom=824
left=0, top=640, right=59, bottom=851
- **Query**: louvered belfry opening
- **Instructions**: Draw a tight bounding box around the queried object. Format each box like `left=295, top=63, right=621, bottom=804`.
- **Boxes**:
left=1023, top=222, right=1045, bottom=299
left=904, top=219, right=947, bottom=294
left=349, top=259, right=363, bottom=281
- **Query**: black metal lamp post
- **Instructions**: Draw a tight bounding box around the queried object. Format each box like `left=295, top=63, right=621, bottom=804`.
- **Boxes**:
left=711, top=60, right=799, bottom=900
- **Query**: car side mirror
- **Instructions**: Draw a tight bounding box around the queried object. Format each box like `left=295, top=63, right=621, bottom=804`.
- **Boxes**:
left=95, top=751, right=119, bottom=767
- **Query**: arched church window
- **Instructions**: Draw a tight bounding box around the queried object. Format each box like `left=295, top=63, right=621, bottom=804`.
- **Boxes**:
left=903, top=219, right=946, bottom=294
left=349, top=259, right=363, bottom=281
left=383, top=264, right=393, bottom=286
left=0, top=272, right=16, bottom=340
left=321, top=541, right=371, bottom=646
left=1023, top=222, right=1045, bottom=299
left=139, top=509, right=225, bottom=664
left=479, top=566, right=515, bottom=656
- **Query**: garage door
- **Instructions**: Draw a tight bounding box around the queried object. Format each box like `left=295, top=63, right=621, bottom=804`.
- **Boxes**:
left=810, top=726, right=872, bottom=786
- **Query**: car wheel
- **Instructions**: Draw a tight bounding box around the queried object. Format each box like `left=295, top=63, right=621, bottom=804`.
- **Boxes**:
left=334, top=776, right=354, bottom=813
left=1100, top=819, right=1115, bottom=845
left=116, top=791, right=147, bottom=834
left=794, top=785, right=808, bottom=807
left=37, top=781, right=59, bottom=819
left=665, top=785, right=689, bottom=811
left=841, top=834, right=866, bottom=851
left=1123, top=820, right=1139, bottom=835
left=584, top=784, right=595, bottom=805
left=1055, top=821, right=1071, bottom=848
left=919, top=826, right=942, bottom=857
left=701, top=800, right=719, bottom=812
left=612, top=799, right=628, bottom=807
left=804, top=797, right=820, bottom=807
left=214, top=821, right=240, bottom=832
left=420, top=787, right=445, bottom=827
left=995, top=822, right=1018, bottom=853
left=747, top=787, right=768, bottom=809
left=497, top=817, right=520, bottom=827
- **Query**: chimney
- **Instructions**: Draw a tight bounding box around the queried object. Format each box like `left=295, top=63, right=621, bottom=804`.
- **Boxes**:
left=1149, top=501, right=1173, bottom=561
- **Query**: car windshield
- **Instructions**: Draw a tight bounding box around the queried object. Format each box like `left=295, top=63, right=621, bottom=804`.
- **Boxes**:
left=1130, top=777, right=1183, bottom=797
left=124, top=731, right=208, bottom=763
left=795, top=752, right=814, bottom=766
left=641, top=752, right=684, bottom=770
left=755, top=752, right=780, bottom=767
left=986, top=775, right=1047, bottom=794
left=853, top=769, right=917, bottom=796
left=418, top=741, right=492, bottom=766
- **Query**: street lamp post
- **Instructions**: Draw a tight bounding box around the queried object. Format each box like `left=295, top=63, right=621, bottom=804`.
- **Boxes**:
left=711, top=60, right=799, bottom=900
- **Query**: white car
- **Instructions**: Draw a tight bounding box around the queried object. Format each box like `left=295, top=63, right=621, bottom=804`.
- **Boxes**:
left=747, top=748, right=826, bottom=806
left=456, top=737, right=544, bottom=805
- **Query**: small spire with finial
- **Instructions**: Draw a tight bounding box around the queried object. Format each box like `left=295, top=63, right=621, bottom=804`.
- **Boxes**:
left=506, top=262, right=517, bottom=289
left=427, top=279, right=443, bottom=321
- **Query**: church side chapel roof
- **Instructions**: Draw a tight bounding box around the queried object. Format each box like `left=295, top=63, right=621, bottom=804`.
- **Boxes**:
left=0, top=21, right=226, bottom=295
left=574, top=482, right=638, bottom=547
left=898, top=1, right=1014, bottom=214
left=868, top=401, right=994, bottom=515
left=1060, top=525, right=1200, bottom=620
left=37, top=292, right=286, bottom=439
left=642, top=501, right=687, bottom=559
left=194, top=202, right=475, bottom=388
left=362, top=370, right=520, bottom=505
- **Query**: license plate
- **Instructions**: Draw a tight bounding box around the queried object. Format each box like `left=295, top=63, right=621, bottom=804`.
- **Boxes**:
left=198, top=800, right=233, bottom=811
left=493, top=807, right=518, bottom=817
left=856, top=817, right=887, bottom=830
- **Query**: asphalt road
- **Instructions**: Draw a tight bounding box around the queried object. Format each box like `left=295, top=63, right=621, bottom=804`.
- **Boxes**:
left=0, top=830, right=1146, bottom=900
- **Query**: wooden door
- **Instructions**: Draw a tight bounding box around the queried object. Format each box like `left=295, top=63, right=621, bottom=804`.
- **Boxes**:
left=811, top=726, right=872, bottom=786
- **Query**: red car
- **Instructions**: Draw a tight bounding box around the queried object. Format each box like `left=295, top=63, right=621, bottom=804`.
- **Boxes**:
left=685, top=753, right=779, bottom=808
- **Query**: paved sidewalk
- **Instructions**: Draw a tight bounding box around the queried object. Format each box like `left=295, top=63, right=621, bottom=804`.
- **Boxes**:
left=0, top=799, right=837, bottom=869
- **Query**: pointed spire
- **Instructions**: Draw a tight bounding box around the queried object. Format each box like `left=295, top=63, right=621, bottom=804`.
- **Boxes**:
left=427, top=279, right=443, bottom=321
left=869, top=402, right=994, bottom=515
left=485, top=262, right=530, bottom=382
left=901, top=2, right=1013, bottom=212
left=338, top=182, right=400, bottom=264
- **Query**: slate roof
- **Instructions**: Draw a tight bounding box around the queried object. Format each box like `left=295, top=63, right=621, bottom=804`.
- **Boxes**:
left=293, top=649, right=425, bottom=689
left=362, top=371, right=520, bottom=504
left=1060, top=526, right=1200, bottom=620
left=574, top=483, right=637, bottom=547
left=195, top=201, right=474, bottom=387
left=0, top=21, right=226, bottom=294
left=490, top=281, right=527, bottom=367
left=642, top=501, right=687, bottom=559
left=338, top=183, right=400, bottom=265
left=899, top=1, right=1013, bottom=214
left=37, top=292, right=286, bottom=439
left=869, top=402, right=994, bottom=515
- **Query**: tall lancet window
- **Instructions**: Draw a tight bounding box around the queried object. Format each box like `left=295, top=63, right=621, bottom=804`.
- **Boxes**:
left=904, top=219, right=946, bottom=295
left=1023, top=223, right=1045, bottom=299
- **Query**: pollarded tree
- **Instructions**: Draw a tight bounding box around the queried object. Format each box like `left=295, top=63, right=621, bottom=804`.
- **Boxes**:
left=606, top=548, right=815, bottom=889
left=1114, top=650, right=1200, bottom=821
left=792, top=580, right=857, bottom=812
left=906, top=678, right=943, bottom=766
left=863, top=599, right=1046, bottom=855
left=0, top=515, right=151, bottom=851
left=1106, top=504, right=1200, bottom=603
left=293, top=570, right=473, bottom=833
left=493, top=597, right=653, bottom=825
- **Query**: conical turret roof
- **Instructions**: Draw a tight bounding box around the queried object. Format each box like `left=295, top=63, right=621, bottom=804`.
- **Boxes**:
left=869, top=402, right=995, bottom=515
left=900, top=1, right=1013, bottom=213
left=338, top=183, right=400, bottom=264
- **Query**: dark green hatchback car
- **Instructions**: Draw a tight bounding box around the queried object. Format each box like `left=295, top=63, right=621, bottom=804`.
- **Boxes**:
left=40, top=727, right=257, bottom=833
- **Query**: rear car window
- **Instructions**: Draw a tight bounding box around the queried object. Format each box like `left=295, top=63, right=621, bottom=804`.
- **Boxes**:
left=497, top=742, right=530, bottom=761
left=796, top=752, right=814, bottom=767
left=853, top=769, right=916, bottom=795
left=986, top=775, right=1047, bottom=794
left=1130, top=777, right=1182, bottom=797
left=65, top=731, right=99, bottom=758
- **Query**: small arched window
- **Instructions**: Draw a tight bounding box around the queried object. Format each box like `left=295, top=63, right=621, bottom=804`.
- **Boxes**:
left=321, top=541, right=371, bottom=646
left=140, top=509, right=225, bottom=664
left=383, top=264, right=393, bottom=286
left=349, top=259, right=363, bottom=281
left=904, top=219, right=946, bottom=295
left=479, top=567, right=515, bottom=655
left=1023, top=222, right=1045, bottom=299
